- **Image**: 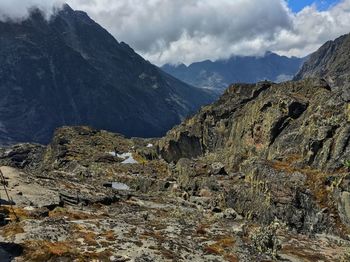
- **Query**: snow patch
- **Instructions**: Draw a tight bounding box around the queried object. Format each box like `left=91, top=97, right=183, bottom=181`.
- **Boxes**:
left=117, top=152, right=138, bottom=164
left=107, top=151, right=139, bottom=164
left=111, top=182, right=130, bottom=191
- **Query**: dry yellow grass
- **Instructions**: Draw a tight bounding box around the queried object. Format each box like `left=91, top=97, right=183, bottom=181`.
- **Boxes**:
left=204, top=236, right=235, bottom=256
left=23, top=240, right=78, bottom=261
left=1, top=222, right=24, bottom=238
left=102, top=230, right=116, bottom=241
left=49, top=207, right=96, bottom=220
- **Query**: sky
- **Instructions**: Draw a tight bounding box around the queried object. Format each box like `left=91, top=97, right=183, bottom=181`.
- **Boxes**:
left=0, top=0, right=348, bottom=65
left=288, top=0, right=340, bottom=12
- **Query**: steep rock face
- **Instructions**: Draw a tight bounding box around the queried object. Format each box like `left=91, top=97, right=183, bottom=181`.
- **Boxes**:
left=0, top=5, right=213, bottom=144
left=159, top=81, right=272, bottom=162
left=162, top=52, right=305, bottom=92
left=295, top=33, right=350, bottom=90
left=158, top=32, right=350, bottom=233
left=159, top=78, right=349, bottom=171
left=227, top=160, right=334, bottom=233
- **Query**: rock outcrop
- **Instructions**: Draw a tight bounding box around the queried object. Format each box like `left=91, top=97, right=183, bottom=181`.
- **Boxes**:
left=156, top=32, right=350, bottom=241
left=159, top=78, right=349, bottom=170
left=294, top=33, right=350, bottom=104
left=158, top=75, right=350, bottom=229
left=0, top=121, right=348, bottom=261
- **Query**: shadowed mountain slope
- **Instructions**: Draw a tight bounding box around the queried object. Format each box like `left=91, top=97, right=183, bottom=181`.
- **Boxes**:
left=0, top=4, right=214, bottom=144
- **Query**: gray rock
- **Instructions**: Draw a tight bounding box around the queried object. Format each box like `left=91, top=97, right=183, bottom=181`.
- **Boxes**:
left=0, top=166, right=60, bottom=208
left=340, top=191, right=350, bottom=226
left=210, top=162, right=227, bottom=176
left=222, top=208, right=239, bottom=220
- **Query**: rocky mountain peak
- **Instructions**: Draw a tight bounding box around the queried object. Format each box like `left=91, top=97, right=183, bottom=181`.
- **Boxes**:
left=295, top=33, right=350, bottom=86
left=61, top=3, right=74, bottom=13
left=0, top=5, right=214, bottom=145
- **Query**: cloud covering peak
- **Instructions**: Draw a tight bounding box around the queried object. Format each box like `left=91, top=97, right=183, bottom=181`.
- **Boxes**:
left=0, top=0, right=63, bottom=21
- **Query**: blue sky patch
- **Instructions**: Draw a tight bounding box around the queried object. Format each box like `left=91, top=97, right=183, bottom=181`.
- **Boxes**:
left=288, top=0, right=340, bottom=12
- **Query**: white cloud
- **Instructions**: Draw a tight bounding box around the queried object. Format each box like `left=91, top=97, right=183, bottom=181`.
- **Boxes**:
left=0, top=0, right=63, bottom=21
left=66, top=0, right=292, bottom=65
left=273, top=1, right=350, bottom=57
left=66, top=0, right=350, bottom=65
left=1, top=0, right=350, bottom=65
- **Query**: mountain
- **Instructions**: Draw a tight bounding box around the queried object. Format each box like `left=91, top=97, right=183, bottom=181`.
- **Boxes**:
left=0, top=4, right=214, bottom=145
left=295, top=33, right=350, bottom=86
left=294, top=32, right=350, bottom=102
left=162, top=52, right=305, bottom=92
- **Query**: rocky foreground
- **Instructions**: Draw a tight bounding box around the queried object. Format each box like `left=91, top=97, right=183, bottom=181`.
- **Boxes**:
left=0, top=78, right=350, bottom=261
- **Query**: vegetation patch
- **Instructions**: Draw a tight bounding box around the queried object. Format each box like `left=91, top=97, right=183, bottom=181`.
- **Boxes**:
left=49, top=207, right=97, bottom=220
left=1, top=222, right=24, bottom=238
left=204, top=236, right=235, bottom=256
left=22, top=240, right=79, bottom=261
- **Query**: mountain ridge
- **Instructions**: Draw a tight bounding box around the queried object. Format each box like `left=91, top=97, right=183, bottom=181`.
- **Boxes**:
left=0, top=4, right=214, bottom=145
left=162, top=52, right=306, bottom=92
left=295, top=33, right=350, bottom=87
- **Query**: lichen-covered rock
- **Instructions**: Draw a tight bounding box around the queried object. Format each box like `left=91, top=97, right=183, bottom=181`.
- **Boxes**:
left=0, top=166, right=60, bottom=208
left=42, top=126, right=133, bottom=171
left=250, top=221, right=282, bottom=258
left=158, top=75, right=350, bottom=236
left=339, top=191, right=350, bottom=226
left=159, top=81, right=273, bottom=163
left=159, top=78, right=349, bottom=171
left=226, top=160, right=336, bottom=233
left=210, top=162, right=227, bottom=176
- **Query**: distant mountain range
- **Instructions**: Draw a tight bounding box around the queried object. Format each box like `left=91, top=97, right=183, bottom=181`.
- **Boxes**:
left=0, top=4, right=214, bottom=145
left=162, top=52, right=306, bottom=92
